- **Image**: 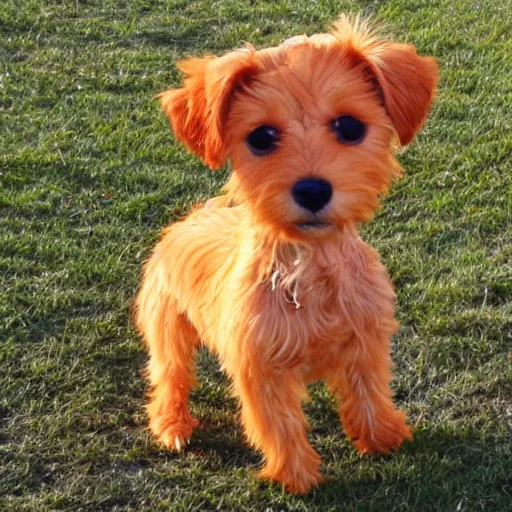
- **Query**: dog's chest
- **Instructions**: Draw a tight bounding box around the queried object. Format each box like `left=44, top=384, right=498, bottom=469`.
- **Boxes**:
left=265, top=261, right=347, bottom=340
left=251, top=264, right=351, bottom=376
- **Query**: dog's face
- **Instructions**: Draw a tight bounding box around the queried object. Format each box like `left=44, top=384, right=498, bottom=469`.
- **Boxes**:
left=161, top=16, right=438, bottom=242
left=225, top=36, right=399, bottom=241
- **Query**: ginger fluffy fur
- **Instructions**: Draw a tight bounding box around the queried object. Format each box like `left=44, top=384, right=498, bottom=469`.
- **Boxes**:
left=135, top=15, right=438, bottom=494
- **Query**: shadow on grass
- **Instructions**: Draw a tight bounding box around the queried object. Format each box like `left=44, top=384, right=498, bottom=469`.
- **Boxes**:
left=304, top=426, right=511, bottom=510
left=45, top=342, right=507, bottom=510
left=90, top=345, right=510, bottom=510
left=175, top=355, right=509, bottom=508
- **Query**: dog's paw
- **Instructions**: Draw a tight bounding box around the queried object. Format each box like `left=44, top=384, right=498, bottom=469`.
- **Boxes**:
left=350, top=409, right=413, bottom=455
left=149, top=412, right=199, bottom=452
left=259, top=449, right=322, bottom=495
left=260, top=465, right=323, bottom=495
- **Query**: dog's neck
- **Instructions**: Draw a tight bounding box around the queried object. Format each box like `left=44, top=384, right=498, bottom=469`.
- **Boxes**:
left=239, top=214, right=358, bottom=308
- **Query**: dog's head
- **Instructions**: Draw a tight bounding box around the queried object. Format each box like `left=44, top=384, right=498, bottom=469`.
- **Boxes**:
left=160, top=15, right=438, bottom=241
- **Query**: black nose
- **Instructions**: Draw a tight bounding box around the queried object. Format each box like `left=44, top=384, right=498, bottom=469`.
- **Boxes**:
left=292, top=178, right=332, bottom=213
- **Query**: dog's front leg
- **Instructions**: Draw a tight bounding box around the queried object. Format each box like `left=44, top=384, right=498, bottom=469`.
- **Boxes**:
left=231, top=359, right=322, bottom=494
left=135, top=256, right=200, bottom=451
left=328, top=326, right=412, bottom=454
left=325, top=235, right=413, bottom=454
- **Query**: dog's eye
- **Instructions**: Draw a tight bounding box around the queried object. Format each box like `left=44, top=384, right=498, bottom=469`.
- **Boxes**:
left=331, top=116, right=366, bottom=144
left=246, top=125, right=280, bottom=156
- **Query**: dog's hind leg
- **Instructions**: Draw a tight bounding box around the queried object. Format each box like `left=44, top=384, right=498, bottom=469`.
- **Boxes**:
left=135, top=281, right=199, bottom=451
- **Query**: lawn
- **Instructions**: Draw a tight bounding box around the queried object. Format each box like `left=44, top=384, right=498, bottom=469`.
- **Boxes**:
left=1, top=0, right=511, bottom=510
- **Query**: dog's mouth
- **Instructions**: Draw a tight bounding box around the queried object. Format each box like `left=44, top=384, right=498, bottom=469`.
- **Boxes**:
left=296, top=220, right=332, bottom=230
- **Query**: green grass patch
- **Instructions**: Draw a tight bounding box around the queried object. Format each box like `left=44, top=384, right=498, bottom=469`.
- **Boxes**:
left=1, top=0, right=511, bottom=510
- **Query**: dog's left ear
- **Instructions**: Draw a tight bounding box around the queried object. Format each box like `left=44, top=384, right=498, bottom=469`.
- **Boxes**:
left=365, top=43, right=438, bottom=146
left=331, top=15, right=438, bottom=146
left=159, top=49, right=258, bottom=169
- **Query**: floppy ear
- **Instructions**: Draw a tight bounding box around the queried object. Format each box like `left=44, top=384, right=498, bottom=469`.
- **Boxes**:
left=159, top=49, right=258, bottom=169
left=365, top=43, right=438, bottom=146
left=331, top=15, right=438, bottom=146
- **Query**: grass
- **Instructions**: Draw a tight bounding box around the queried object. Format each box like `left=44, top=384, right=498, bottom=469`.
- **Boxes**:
left=1, top=0, right=511, bottom=510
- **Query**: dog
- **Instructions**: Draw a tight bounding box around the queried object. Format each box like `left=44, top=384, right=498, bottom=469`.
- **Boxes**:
left=135, top=15, right=438, bottom=494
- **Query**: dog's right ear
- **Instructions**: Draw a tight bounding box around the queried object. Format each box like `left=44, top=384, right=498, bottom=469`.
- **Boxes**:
left=159, top=49, right=258, bottom=170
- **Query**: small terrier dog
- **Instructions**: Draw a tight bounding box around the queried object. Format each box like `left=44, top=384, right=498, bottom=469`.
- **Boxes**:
left=135, top=15, right=438, bottom=494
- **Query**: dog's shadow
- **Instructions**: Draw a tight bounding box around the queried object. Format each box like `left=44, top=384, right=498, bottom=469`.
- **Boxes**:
left=184, top=349, right=262, bottom=470
left=105, top=348, right=508, bottom=508
left=188, top=353, right=510, bottom=507
left=303, top=426, right=511, bottom=509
